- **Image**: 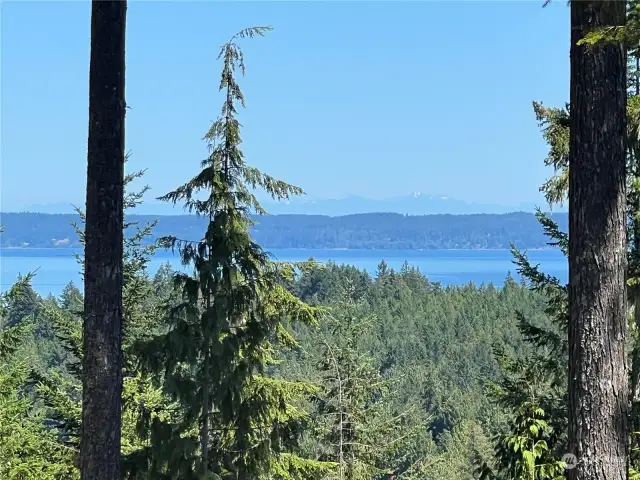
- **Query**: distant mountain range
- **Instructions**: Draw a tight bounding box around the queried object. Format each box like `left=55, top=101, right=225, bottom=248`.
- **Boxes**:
left=22, top=193, right=563, bottom=216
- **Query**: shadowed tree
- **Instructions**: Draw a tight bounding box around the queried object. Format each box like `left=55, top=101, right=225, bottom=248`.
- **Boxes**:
left=568, top=1, right=629, bottom=479
left=81, top=1, right=127, bottom=478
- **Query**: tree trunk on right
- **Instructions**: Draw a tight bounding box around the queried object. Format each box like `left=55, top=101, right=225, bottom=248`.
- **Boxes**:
left=568, top=1, right=628, bottom=480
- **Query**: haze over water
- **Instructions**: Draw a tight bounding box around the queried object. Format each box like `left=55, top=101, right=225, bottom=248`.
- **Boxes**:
left=0, top=248, right=568, bottom=297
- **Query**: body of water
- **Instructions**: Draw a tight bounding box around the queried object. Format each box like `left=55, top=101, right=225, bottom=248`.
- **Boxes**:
left=0, top=247, right=568, bottom=297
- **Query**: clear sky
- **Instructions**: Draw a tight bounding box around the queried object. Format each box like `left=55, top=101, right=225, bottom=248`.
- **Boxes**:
left=1, top=1, right=569, bottom=212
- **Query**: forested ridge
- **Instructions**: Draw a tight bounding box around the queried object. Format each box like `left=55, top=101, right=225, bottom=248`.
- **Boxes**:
left=0, top=211, right=568, bottom=250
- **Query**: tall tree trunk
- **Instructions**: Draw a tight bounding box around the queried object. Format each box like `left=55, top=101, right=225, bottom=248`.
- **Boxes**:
left=631, top=194, right=640, bottom=461
left=631, top=142, right=640, bottom=464
left=568, top=1, right=628, bottom=479
left=625, top=6, right=640, bottom=458
left=81, top=1, right=127, bottom=478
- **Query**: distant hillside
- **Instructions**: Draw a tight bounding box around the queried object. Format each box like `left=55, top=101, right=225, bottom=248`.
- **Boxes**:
left=260, top=194, right=548, bottom=216
left=23, top=194, right=563, bottom=217
left=0, top=211, right=568, bottom=250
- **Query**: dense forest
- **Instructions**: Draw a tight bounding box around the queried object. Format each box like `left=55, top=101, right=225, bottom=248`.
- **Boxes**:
left=4, top=0, right=640, bottom=479
left=0, top=238, right=547, bottom=479
left=0, top=211, right=568, bottom=250
left=0, top=216, right=556, bottom=479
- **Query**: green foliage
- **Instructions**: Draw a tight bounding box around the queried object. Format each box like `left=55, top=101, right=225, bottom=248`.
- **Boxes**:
left=279, top=258, right=554, bottom=479
left=526, top=13, right=640, bottom=476
left=532, top=102, right=569, bottom=207
left=306, top=285, right=428, bottom=479
left=0, top=236, right=559, bottom=480
left=575, top=1, right=637, bottom=49
left=0, top=280, right=78, bottom=479
left=475, top=212, right=568, bottom=480
left=478, top=401, right=565, bottom=480
left=134, top=27, right=332, bottom=479
left=27, top=167, right=178, bottom=479
left=0, top=361, right=78, bottom=479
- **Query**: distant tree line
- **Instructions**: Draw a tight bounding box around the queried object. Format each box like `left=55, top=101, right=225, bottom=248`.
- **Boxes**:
left=0, top=211, right=568, bottom=250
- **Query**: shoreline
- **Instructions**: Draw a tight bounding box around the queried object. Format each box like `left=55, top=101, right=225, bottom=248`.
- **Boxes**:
left=0, top=246, right=559, bottom=253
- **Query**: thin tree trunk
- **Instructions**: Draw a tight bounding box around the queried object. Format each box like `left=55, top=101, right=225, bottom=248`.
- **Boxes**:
left=81, top=1, right=127, bottom=478
left=199, top=226, right=214, bottom=475
left=631, top=207, right=640, bottom=458
left=200, top=333, right=211, bottom=474
left=568, top=1, right=628, bottom=480
left=632, top=152, right=640, bottom=460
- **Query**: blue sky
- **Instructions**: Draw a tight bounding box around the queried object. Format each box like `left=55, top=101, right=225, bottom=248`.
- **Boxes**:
left=1, top=1, right=569, bottom=212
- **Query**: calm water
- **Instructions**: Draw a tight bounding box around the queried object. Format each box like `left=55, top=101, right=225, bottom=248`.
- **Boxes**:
left=0, top=247, right=568, bottom=297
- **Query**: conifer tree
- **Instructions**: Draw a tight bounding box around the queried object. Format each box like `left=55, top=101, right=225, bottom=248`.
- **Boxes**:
left=478, top=5, right=640, bottom=478
left=476, top=216, right=569, bottom=480
left=568, top=3, right=628, bottom=478
left=134, top=27, right=333, bottom=479
left=503, top=6, right=640, bottom=477
left=34, top=169, right=178, bottom=478
left=566, top=4, right=640, bottom=465
left=309, top=284, right=426, bottom=480
left=0, top=276, right=78, bottom=479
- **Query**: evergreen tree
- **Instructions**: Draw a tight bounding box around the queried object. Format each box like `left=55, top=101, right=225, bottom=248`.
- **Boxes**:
left=492, top=6, right=640, bottom=478
left=33, top=169, right=178, bottom=478
left=2, top=274, right=41, bottom=329
left=308, top=284, right=427, bottom=480
left=479, top=4, right=640, bottom=478
left=568, top=2, right=628, bottom=478
left=476, top=215, right=568, bottom=480
left=0, top=277, right=78, bottom=479
left=134, top=27, right=333, bottom=479
left=568, top=4, right=640, bottom=465
left=59, top=283, right=83, bottom=313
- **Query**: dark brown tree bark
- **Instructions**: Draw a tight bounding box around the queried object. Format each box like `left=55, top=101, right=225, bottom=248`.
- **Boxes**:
left=568, top=1, right=628, bottom=479
left=81, top=1, right=127, bottom=479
